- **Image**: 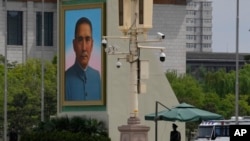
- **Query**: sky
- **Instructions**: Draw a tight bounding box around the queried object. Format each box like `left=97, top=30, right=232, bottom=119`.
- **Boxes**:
left=212, top=0, right=250, bottom=53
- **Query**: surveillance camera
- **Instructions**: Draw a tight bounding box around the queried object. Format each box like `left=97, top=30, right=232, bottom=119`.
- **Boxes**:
left=159, top=51, right=166, bottom=62
left=101, top=39, right=107, bottom=46
left=116, top=61, right=122, bottom=68
left=157, top=32, right=165, bottom=39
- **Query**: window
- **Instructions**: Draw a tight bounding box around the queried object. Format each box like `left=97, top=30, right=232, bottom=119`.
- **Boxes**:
left=203, top=35, right=211, bottom=40
left=186, top=43, right=196, bottom=48
left=118, top=0, right=124, bottom=26
left=138, top=0, right=144, bottom=24
left=203, top=11, right=210, bottom=15
left=202, top=43, right=211, bottom=48
left=186, top=27, right=196, bottom=32
left=186, top=18, right=194, bottom=23
left=186, top=10, right=196, bottom=15
left=203, top=19, right=212, bottom=24
left=36, top=12, right=53, bottom=46
left=203, top=27, right=211, bottom=32
left=203, top=2, right=211, bottom=7
left=187, top=2, right=196, bottom=7
left=7, top=11, right=23, bottom=45
left=186, top=35, right=196, bottom=40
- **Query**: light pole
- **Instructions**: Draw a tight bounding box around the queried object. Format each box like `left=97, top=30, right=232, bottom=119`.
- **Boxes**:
left=4, top=0, right=8, bottom=141
left=235, top=0, right=239, bottom=125
left=103, top=0, right=165, bottom=119
left=41, top=0, right=45, bottom=122
left=103, top=0, right=166, bottom=140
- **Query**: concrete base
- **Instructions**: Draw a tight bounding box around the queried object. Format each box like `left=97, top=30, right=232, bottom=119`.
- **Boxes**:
left=118, top=117, right=150, bottom=141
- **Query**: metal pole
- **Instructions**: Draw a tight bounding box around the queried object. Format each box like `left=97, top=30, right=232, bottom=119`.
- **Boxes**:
left=4, top=0, right=8, bottom=140
left=235, top=0, right=239, bottom=125
left=56, top=0, right=60, bottom=115
left=155, top=102, right=158, bottom=141
left=155, top=101, right=171, bottom=141
left=129, top=0, right=139, bottom=117
left=41, top=0, right=45, bottom=122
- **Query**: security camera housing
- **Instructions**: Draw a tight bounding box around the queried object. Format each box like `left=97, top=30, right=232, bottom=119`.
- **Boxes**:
left=101, top=39, right=107, bottom=47
left=116, top=61, right=122, bottom=68
left=157, top=32, right=165, bottom=39
left=159, top=52, right=166, bottom=62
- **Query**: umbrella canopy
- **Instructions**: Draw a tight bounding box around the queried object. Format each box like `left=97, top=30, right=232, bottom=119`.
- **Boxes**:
left=145, top=102, right=223, bottom=122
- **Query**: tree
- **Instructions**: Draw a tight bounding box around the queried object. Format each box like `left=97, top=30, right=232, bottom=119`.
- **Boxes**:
left=203, top=69, right=235, bottom=97
left=239, top=65, right=250, bottom=94
left=166, top=71, right=204, bottom=107
left=2, top=58, right=57, bottom=132
left=202, top=92, right=221, bottom=113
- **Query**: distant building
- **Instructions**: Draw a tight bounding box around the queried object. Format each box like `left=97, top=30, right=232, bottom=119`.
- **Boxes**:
left=148, top=0, right=213, bottom=74
left=186, top=0, right=213, bottom=52
left=186, top=52, right=250, bottom=73
left=149, top=0, right=187, bottom=74
left=0, top=0, right=57, bottom=63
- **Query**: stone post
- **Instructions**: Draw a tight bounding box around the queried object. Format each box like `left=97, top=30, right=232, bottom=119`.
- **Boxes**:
left=118, top=117, right=150, bottom=141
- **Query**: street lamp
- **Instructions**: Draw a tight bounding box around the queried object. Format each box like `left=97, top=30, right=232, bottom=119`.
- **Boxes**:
left=41, top=0, right=45, bottom=122
left=235, top=0, right=239, bottom=125
left=104, top=0, right=166, bottom=140
left=4, top=1, right=8, bottom=141
left=103, top=33, right=166, bottom=117
left=104, top=0, right=166, bottom=118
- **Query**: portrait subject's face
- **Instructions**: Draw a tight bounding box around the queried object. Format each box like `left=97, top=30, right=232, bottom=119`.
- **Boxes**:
left=73, top=23, right=93, bottom=69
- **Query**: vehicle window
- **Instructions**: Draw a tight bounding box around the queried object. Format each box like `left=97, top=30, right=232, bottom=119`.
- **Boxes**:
left=198, top=126, right=213, bottom=137
left=215, top=126, right=229, bottom=137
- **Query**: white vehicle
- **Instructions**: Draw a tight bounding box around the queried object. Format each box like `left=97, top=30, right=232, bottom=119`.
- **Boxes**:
left=194, top=116, right=250, bottom=141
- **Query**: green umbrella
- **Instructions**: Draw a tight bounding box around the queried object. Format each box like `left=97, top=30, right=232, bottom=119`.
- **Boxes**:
left=145, top=102, right=223, bottom=122
left=145, top=102, right=223, bottom=141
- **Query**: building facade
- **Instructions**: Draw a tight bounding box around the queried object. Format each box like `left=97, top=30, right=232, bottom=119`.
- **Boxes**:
left=148, top=0, right=187, bottom=74
left=186, top=0, right=213, bottom=52
left=0, top=0, right=213, bottom=72
left=187, top=52, right=250, bottom=73
left=0, top=0, right=57, bottom=63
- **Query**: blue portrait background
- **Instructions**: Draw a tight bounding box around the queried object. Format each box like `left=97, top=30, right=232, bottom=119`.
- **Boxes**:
left=65, top=8, right=102, bottom=75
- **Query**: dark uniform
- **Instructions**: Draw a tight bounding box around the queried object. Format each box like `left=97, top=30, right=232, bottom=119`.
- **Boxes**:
left=9, top=128, right=18, bottom=141
left=170, top=123, right=181, bottom=141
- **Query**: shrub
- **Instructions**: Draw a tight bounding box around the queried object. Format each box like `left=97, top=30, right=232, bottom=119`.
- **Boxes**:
left=20, top=116, right=110, bottom=141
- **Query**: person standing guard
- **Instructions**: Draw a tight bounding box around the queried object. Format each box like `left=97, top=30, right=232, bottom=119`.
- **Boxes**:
left=170, top=123, right=181, bottom=141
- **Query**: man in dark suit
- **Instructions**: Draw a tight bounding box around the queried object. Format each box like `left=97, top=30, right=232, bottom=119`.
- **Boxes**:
left=65, top=17, right=101, bottom=101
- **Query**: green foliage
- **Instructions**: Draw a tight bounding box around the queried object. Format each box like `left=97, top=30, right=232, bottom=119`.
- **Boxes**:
left=0, top=64, right=4, bottom=124
left=32, top=116, right=108, bottom=136
left=202, top=92, right=221, bottom=113
left=0, top=57, right=57, bottom=133
left=167, top=64, right=250, bottom=118
left=239, top=65, right=250, bottom=94
left=166, top=71, right=204, bottom=107
left=203, top=69, right=235, bottom=97
left=20, top=116, right=110, bottom=141
left=20, top=131, right=111, bottom=141
left=167, top=64, right=250, bottom=139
